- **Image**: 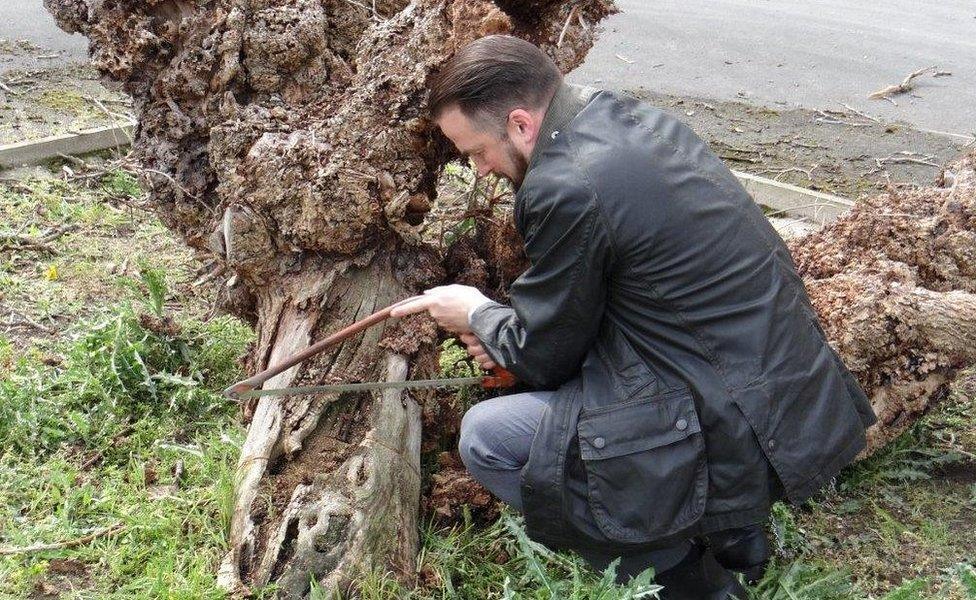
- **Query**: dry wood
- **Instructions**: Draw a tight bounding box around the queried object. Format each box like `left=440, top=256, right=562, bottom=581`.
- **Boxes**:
left=838, top=102, right=882, bottom=124
left=869, top=65, right=937, bottom=100
left=0, top=523, right=125, bottom=556
left=0, top=223, right=79, bottom=253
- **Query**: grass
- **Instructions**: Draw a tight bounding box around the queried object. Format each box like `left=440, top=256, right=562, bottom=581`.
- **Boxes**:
left=0, top=172, right=210, bottom=351
left=0, top=285, right=252, bottom=598
left=2, top=172, right=975, bottom=598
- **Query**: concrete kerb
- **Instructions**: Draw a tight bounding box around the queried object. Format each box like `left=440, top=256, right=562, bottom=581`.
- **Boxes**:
left=732, top=170, right=854, bottom=224
left=0, top=123, right=854, bottom=224
left=0, top=122, right=136, bottom=170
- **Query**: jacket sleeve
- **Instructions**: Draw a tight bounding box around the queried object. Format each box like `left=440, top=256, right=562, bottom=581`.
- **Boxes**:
left=469, top=184, right=614, bottom=389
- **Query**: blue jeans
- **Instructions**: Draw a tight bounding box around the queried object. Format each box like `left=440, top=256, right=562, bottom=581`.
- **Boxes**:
left=457, top=391, right=693, bottom=578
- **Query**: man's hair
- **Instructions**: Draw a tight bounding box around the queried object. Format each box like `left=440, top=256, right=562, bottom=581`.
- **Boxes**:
left=428, top=35, right=562, bottom=133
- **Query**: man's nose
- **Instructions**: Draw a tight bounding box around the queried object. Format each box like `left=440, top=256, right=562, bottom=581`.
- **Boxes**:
left=472, top=159, right=491, bottom=177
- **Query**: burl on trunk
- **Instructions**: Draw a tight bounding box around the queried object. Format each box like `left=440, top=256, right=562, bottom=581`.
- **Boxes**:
left=44, top=0, right=976, bottom=596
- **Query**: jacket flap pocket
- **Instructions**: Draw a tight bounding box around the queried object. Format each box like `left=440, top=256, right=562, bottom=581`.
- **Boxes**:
left=578, top=389, right=701, bottom=460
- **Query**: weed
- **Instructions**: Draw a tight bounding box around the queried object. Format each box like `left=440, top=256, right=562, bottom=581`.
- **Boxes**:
left=752, top=560, right=854, bottom=599
left=101, top=169, right=142, bottom=199
left=138, top=264, right=169, bottom=316
left=769, top=502, right=807, bottom=558
left=0, top=300, right=251, bottom=598
left=957, top=563, right=976, bottom=599
left=840, top=422, right=964, bottom=492
left=879, top=577, right=928, bottom=599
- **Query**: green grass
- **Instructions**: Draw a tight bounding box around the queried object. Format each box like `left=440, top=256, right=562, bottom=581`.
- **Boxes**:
left=0, top=277, right=252, bottom=598
left=315, top=513, right=662, bottom=600
left=0, top=174, right=207, bottom=349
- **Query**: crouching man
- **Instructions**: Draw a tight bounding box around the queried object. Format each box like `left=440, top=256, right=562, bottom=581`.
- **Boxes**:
left=392, top=35, right=876, bottom=599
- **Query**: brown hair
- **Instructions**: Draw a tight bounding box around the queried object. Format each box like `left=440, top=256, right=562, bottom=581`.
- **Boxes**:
left=428, top=35, right=562, bottom=133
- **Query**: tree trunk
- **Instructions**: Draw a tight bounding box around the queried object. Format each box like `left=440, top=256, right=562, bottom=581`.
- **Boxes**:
left=44, top=0, right=615, bottom=596
left=788, top=151, right=976, bottom=454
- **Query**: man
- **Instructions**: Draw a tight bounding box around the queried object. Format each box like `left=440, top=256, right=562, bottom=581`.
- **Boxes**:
left=391, top=35, right=876, bottom=599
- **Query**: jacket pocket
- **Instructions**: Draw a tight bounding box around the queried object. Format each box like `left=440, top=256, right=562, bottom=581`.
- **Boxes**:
left=577, top=387, right=707, bottom=544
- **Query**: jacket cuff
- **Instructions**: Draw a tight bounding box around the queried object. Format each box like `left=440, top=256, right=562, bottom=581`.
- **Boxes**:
left=466, top=299, right=493, bottom=328
left=468, top=301, right=511, bottom=369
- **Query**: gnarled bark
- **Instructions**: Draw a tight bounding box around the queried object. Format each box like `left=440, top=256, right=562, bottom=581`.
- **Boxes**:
left=44, top=0, right=615, bottom=596
left=789, top=152, right=976, bottom=453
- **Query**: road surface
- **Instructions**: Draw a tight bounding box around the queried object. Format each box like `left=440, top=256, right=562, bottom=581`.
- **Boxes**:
left=570, top=0, right=976, bottom=135
left=0, top=0, right=87, bottom=73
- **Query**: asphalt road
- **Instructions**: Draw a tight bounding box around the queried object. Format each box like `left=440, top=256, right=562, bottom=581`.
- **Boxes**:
left=0, top=0, right=87, bottom=73
left=3, top=0, right=974, bottom=135
left=570, top=0, right=976, bottom=135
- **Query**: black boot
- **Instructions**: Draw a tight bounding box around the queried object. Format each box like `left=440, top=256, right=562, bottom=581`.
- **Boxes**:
left=655, top=544, right=748, bottom=600
left=707, top=524, right=770, bottom=584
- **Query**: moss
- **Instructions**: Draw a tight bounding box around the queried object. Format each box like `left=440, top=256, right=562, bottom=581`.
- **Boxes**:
left=37, top=89, right=90, bottom=113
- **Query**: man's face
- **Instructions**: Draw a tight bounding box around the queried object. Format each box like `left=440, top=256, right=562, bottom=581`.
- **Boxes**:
left=436, top=105, right=530, bottom=189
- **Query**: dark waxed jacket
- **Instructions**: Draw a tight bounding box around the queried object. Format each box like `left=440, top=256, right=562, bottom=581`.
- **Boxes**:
left=469, top=83, right=877, bottom=552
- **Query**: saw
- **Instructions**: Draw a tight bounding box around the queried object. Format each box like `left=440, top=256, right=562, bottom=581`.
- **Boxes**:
left=224, top=295, right=516, bottom=400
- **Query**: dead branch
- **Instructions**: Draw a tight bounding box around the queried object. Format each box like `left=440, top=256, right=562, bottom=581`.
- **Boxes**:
left=1, top=305, right=56, bottom=335
left=0, top=523, right=125, bottom=555
left=757, top=166, right=814, bottom=181
left=838, top=102, right=882, bottom=124
left=869, top=66, right=937, bottom=100
left=0, top=223, right=79, bottom=253
left=557, top=6, right=579, bottom=48
left=815, top=110, right=869, bottom=127
left=875, top=151, right=941, bottom=169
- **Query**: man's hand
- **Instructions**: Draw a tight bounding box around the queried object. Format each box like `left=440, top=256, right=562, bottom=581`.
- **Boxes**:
left=460, top=332, right=497, bottom=371
left=389, top=284, right=491, bottom=334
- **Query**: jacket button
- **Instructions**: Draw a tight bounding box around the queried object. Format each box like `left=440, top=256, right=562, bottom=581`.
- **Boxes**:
left=767, top=439, right=777, bottom=450
left=592, top=436, right=606, bottom=449
left=675, top=418, right=688, bottom=431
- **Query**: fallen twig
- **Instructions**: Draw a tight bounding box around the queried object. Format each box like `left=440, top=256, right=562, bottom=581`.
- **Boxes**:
left=838, top=102, right=882, bottom=124
left=80, top=452, right=103, bottom=470
left=557, top=6, right=579, bottom=48
left=0, top=523, right=125, bottom=555
left=2, top=306, right=56, bottom=334
left=875, top=151, right=941, bottom=169
left=614, top=54, right=634, bottom=64
left=869, top=66, right=937, bottom=100
left=815, top=110, right=868, bottom=127
left=757, top=166, right=814, bottom=181
left=719, top=154, right=761, bottom=164
left=0, top=223, right=79, bottom=253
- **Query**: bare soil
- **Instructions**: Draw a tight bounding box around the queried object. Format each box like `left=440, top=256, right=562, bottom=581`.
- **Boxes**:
left=0, top=44, right=130, bottom=145
left=632, top=89, right=974, bottom=200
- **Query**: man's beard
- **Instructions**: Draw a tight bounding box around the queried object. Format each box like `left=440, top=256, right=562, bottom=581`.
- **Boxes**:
left=503, top=138, right=529, bottom=191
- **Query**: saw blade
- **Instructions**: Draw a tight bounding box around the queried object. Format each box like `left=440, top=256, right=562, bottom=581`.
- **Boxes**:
left=233, top=376, right=485, bottom=398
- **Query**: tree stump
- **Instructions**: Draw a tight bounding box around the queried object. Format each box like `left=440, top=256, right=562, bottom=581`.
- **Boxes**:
left=44, top=0, right=615, bottom=596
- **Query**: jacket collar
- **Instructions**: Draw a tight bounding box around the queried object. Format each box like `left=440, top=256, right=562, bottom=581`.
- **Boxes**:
left=527, top=82, right=597, bottom=173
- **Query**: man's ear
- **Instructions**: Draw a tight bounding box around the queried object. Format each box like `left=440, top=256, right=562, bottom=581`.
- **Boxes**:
left=507, top=108, right=536, bottom=141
